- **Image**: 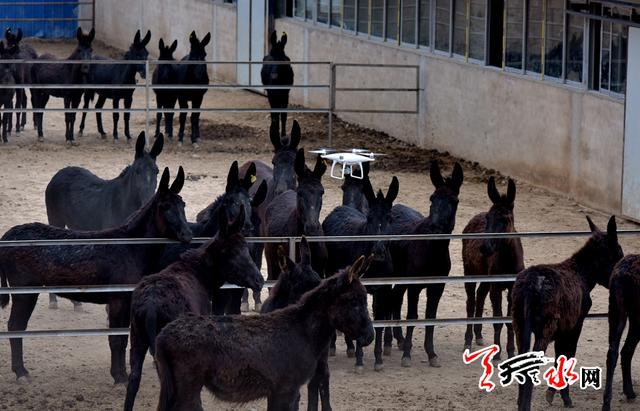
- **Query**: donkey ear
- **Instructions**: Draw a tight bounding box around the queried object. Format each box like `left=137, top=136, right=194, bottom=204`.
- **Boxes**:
left=159, top=38, right=165, bottom=50
left=243, top=162, right=257, bottom=189
left=189, top=30, right=197, bottom=45
left=142, top=30, right=151, bottom=46
left=348, top=255, right=372, bottom=283
left=429, top=161, right=444, bottom=188
left=270, top=123, right=282, bottom=150
left=158, top=167, right=170, bottom=193
left=299, top=236, right=312, bottom=266
left=586, top=216, right=599, bottom=233
left=289, top=120, right=301, bottom=149
left=133, top=29, right=141, bottom=45
left=4, top=28, right=10, bottom=41
left=252, top=180, right=268, bottom=208
left=280, top=33, right=288, bottom=48
left=362, top=161, right=370, bottom=178
left=277, top=245, right=289, bottom=272
left=506, top=178, right=516, bottom=205
left=270, top=31, right=278, bottom=47
left=363, top=178, right=376, bottom=206
left=451, top=162, right=464, bottom=192
left=170, top=39, right=178, bottom=52
left=87, top=28, right=96, bottom=43
left=134, top=131, right=146, bottom=159
left=607, top=215, right=618, bottom=243
left=169, top=166, right=185, bottom=194
left=228, top=205, right=246, bottom=235
left=294, top=148, right=307, bottom=179
left=487, top=176, right=501, bottom=205
left=201, top=32, right=211, bottom=47
left=16, top=28, right=22, bottom=42
left=312, top=154, right=327, bottom=179
left=386, top=176, right=399, bottom=204
left=226, top=161, right=239, bottom=193
left=76, top=27, right=83, bottom=42
left=149, top=133, right=164, bottom=159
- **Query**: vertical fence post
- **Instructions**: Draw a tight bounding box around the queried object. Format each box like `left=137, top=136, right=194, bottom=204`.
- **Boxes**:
left=144, top=59, right=150, bottom=138
left=91, top=0, right=96, bottom=30
left=288, top=237, right=297, bottom=260
left=415, top=65, right=420, bottom=142
left=329, top=62, right=336, bottom=147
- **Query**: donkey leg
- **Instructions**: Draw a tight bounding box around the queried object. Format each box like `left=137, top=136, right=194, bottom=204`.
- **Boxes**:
left=94, top=95, right=107, bottom=138
left=190, top=94, right=204, bottom=144
left=20, top=89, right=27, bottom=130
left=603, top=306, right=627, bottom=411
left=505, top=288, right=516, bottom=357
left=489, top=286, right=504, bottom=360
left=177, top=98, right=188, bottom=143
left=424, top=283, right=445, bottom=367
left=329, top=332, right=337, bottom=357
left=112, top=99, right=120, bottom=141
left=621, top=322, right=640, bottom=401
left=155, top=101, right=163, bottom=138
left=518, top=339, right=548, bottom=411
left=314, top=354, right=332, bottom=411
left=401, top=286, right=420, bottom=367
left=372, top=292, right=385, bottom=370
left=123, top=95, right=133, bottom=140
left=123, top=325, right=148, bottom=411
left=14, top=90, right=22, bottom=132
left=8, top=293, right=39, bottom=381
left=345, top=337, right=356, bottom=358
left=107, top=299, right=131, bottom=384
left=241, top=288, right=250, bottom=312
left=474, top=282, right=490, bottom=345
left=464, top=282, right=476, bottom=350
left=392, top=285, right=406, bottom=348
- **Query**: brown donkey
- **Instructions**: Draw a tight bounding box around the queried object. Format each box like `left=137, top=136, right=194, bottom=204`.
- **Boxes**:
left=512, top=216, right=622, bottom=411
left=602, top=254, right=640, bottom=411
left=154, top=256, right=375, bottom=411
left=463, top=177, right=523, bottom=358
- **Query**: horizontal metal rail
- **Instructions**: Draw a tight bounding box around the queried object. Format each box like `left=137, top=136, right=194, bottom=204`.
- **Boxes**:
left=0, top=107, right=331, bottom=114
left=0, top=1, right=93, bottom=5
left=0, top=18, right=93, bottom=22
left=0, top=84, right=327, bottom=90
left=0, top=314, right=609, bottom=339
left=334, top=109, right=419, bottom=114
left=0, top=275, right=520, bottom=295
left=0, top=59, right=330, bottom=65
left=1, top=229, right=637, bottom=248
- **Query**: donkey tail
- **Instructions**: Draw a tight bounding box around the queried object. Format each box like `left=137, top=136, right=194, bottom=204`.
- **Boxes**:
left=145, top=310, right=158, bottom=357
left=155, top=340, right=175, bottom=411
left=0, top=268, right=8, bottom=309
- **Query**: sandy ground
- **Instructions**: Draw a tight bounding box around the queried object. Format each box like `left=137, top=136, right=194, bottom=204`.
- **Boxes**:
left=0, top=40, right=639, bottom=411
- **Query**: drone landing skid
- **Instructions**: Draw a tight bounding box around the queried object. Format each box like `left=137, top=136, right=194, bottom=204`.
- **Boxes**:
left=331, top=162, right=364, bottom=180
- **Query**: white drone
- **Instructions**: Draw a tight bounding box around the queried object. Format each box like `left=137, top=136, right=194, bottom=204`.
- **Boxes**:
left=309, top=148, right=385, bottom=180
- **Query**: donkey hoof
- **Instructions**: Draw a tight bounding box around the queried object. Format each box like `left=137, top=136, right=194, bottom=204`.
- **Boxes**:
left=401, top=357, right=412, bottom=368
left=192, top=142, right=200, bottom=150
left=374, top=363, right=384, bottom=372
left=625, top=392, right=637, bottom=401
left=563, top=400, right=574, bottom=408
left=354, top=365, right=364, bottom=375
left=545, top=390, right=556, bottom=405
left=429, top=357, right=441, bottom=368
left=383, top=346, right=392, bottom=356
left=253, top=303, right=262, bottom=312
left=37, top=136, right=44, bottom=143
left=475, top=338, right=485, bottom=346
left=178, top=141, right=183, bottom=147
left=240, top=302, right=249, bottom=312
left=16, top=375, right=31, bottom=385
left=463, top=343, right=472, bottom=352
left=507, top=350, right=515, bottom=358
left=346, top=348, right=355, bottom=358
left=49, top=301, right=58, bottom=310
left=100, top=133, right=107, bottom=140
left=113, top=373, right=128, bottom=385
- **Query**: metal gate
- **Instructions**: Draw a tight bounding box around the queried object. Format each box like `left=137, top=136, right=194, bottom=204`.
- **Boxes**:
left=622, top=27, right=640, bottom=220
left=236, top=0, right=267, bottom=89
left=0, top=0, right=94, bottom=38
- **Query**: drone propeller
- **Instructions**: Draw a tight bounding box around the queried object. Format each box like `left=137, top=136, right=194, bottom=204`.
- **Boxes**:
left=309, top=148, right=337, bottom=155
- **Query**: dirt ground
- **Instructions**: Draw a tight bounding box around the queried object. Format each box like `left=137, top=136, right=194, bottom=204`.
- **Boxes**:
left=0, top=40, right=639, bottom=411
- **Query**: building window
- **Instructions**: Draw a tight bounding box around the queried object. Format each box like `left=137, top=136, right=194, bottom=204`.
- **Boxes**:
left=358, top=1, right=370, bottom=34
left=295, top=0, right=306, bottom=18
left=600, top=21, right=628, bottom=94
left=371, top=0, right=384, bottom=37
left=387, top=0, right=400, bottom=41
left=469, top=0, right=486, bottom=61
left=565, top=14, right=584, bottom=83
left=306, top=0, right=315, bottom=19
left=526, top=0, right=543, bottom=73
left=544, top=0, right=563, bottom=78
left=343, top=0, right=357, bottom=30
left=419, top=0, right=431, bottom=47
left=435, top=0, right=451, bottom=51
left=453, top=0, right=467, bottom=56
left=318, top=0, right=330, bottom=23
left=506, top=0, right=524, bottom=70
left=331, top=0, right=342, bottom=27
left=402, top=0, right=417, bottom=44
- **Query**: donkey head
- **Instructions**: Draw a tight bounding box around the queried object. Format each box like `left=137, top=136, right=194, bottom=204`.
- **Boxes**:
left=222, top=161, right=256, bottom=236
left=130, top=131, right=163, bottom=206
left=208, top=204, right=264, bottom=292
left=153, top=166, right=192, bottom=243
left=158, top=38, right=178, bottom=60
left=326, top=256, right=375, bottom=346
left=264, top=31, right=291, bottom=85
left=269, top=31, right=288, bottom=58
left=294, top=149, right=326, bottom=235
left=127, top=29, right=151, bottom=79
left=480, top=177, right=517, bottom=257
left=271, top=120, right=301, bottom=196
left=73, top=27, right=95, bottom=76
left=427, top=161, right=463, bottom=233
left=341, top=162, right=370, bottom=213
left=584, top=215, right=624, bottom=288
left=0, top=42, right=14, bottom=80
left=276, top=237, right=322, bottom=303
left=4, top=28, right=23, bottom=56
left=187, top=31, right=211, bottom=60
left=365, top=176, right=399, bottom=263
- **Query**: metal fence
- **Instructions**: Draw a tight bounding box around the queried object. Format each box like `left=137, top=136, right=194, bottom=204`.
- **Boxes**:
left=1, top=228, right=636, bottom=339
left=0, top=1, right=95, bottom=38
left=0, top=59, right=420, bottom=146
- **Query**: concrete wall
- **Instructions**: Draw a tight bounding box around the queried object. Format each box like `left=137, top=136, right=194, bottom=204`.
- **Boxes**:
left=274, top=18, right=626, bottom=213
left=93, top=0, right=237, bottom=81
